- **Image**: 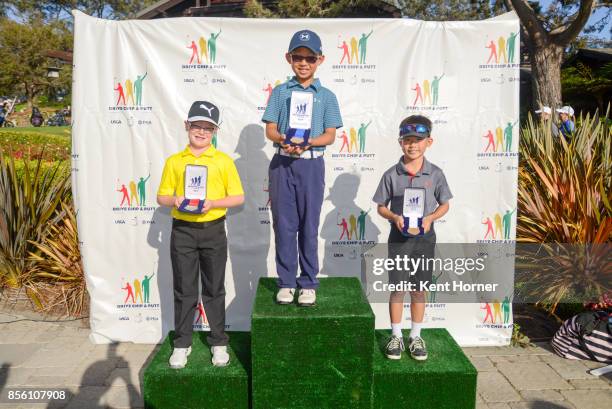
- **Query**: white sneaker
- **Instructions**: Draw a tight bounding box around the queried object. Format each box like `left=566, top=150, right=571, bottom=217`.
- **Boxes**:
left=298, top=289, right=316, bottom=306
left=211, top=346, right=230, bottom=367
left=276, top=288, right=296, bottom=304
left=169, top=346, right=191, bottom=369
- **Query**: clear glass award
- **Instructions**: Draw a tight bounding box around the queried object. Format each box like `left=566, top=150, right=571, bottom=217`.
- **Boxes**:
left=402, top=187, right=425, bottom=236
left=178, top=164, right=207, bottom=213
left=285, top=91, right=313, bottom=147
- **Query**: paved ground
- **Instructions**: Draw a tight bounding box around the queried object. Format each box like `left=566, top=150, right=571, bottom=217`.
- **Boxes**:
left=0, top=311, right=610, bottom=409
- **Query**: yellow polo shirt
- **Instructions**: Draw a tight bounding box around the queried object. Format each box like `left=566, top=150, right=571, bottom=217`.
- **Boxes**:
left=157, top=145, right=244, bottom=222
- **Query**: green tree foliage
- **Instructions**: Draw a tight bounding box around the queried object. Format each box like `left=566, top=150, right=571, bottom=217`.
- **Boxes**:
left=7, top=0, right=158, bottom=20
left=245, top=0, right=379, bottom=18
left=0, top=18, right=72, bottom=106
left=562, top=61, right=612, bottom=112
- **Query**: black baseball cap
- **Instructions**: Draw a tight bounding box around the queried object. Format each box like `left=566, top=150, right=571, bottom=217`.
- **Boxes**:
left=187, top=101, right=220, bottom=127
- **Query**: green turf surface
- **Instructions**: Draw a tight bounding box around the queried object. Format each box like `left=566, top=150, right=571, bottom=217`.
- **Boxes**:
left=143, top=331, right=250, bottom=409
left=251, top=277, right=375, bottom=409
left=372, top=329, right=477, bottom=409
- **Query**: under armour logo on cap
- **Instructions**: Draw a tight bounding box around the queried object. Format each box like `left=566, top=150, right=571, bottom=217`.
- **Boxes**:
left=288, top=29, right=322, bottom=54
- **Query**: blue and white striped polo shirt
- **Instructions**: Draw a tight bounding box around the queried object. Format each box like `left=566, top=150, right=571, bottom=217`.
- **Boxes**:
left=262, top=77, right=343, bottom=152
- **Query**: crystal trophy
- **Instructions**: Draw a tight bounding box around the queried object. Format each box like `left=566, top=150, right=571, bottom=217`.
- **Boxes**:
left=402, top=187, right=425, bottom=236
left=285, top=91, right=313, bottom=147
left=178, top=164, right=207, bottom=213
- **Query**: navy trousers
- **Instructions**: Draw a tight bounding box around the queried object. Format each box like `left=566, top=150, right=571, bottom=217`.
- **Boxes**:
left=269, top=154, right=325, bottom=289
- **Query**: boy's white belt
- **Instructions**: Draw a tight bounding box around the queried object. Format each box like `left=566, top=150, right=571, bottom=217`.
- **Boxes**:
left=276, top=147, right=324, bottom=159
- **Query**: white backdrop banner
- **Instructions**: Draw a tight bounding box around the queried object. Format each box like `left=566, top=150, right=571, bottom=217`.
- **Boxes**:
left=72, top=11, right=520, bottom=345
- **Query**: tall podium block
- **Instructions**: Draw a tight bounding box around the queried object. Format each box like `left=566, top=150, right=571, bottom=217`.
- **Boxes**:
left=251, top=277, right=375, bottom=409
left=143, top=331, right=251, bottom=409
left=372, top=329, right=477, bottom=409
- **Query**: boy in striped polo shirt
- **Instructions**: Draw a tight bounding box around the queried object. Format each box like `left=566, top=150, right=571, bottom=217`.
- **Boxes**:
left=262, top=29, right=343, bottom=306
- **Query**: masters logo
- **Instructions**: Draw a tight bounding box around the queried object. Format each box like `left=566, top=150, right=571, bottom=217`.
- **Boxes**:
left=479, top=210, right=516, bottom=243
left=331, top=121, right=375, bottom=160
left=332, top=208, right=375, bottom=245
left=109, top=66, right=152, bottom=115
left=480, top=33, right=520, bottom=69
left=333, top=29, right=376, bottom=70
left=479, top=122, right=519, bottom=157
left=183, top=30, right=226, bottom=69
left=477, top=297, right=512, bottom=328
left=118, top=272, right=159, bottom=309
left=406, top=74, right=448, bottom=111
left=113, top=167, right=155, bottom=213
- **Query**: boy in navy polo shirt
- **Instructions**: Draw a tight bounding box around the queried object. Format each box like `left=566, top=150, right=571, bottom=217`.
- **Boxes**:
left=262, top=29, right=343, bottom=306
left=373, top=115, right=452, bottom=360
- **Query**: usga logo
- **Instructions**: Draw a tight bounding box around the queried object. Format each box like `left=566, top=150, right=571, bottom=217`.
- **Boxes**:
left=479, top=122, right=518, bottom=157
left=480, top=33, right=520, bottom=69
left=333, top=30, right=376, bottom=70
left=183, top=31, right=226, bottom=69
left=407, top=75, right=449, bottom=111
left=109, top=68, right=152, bottom=112
left=478, top=210, right=516, bottom=243
left=118, top=273, right=159, bottom=309
left=331, top=121, right=375, bottom=159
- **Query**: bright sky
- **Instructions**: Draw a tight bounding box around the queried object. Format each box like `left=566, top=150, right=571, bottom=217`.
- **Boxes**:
left=537, top=0, right=611, bottom=42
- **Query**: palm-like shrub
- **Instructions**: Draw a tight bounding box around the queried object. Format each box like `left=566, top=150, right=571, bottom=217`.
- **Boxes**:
left=516, top=111, right=611, bottom=313
left=29, top=202, right=87, bottom=316
left=0, top=152, right=71, bottom=301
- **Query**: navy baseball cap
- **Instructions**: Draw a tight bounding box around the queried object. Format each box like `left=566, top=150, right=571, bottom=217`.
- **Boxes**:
left=288, top=30, right=322, bottom=55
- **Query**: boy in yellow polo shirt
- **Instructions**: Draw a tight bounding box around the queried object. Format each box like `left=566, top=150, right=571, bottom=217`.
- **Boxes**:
left=157, top=101, right=244, bottom=369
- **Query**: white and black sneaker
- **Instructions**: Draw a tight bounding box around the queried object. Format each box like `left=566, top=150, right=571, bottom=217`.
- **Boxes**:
left=409, top=336, right=428, bottom=361
left=384, top=335, right=405, bottom=360
left=276, top=288, right=296, bottom=304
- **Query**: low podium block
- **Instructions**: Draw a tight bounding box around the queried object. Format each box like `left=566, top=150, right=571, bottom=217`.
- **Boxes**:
left=143, top=331, right=250, bottom=409
left=251, top=277, right=375, bottom=409
left=372, top=329, right=477, bottom=409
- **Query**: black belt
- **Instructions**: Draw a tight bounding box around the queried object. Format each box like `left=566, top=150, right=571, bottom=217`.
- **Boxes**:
left=172, top=216, right=226, bottom=229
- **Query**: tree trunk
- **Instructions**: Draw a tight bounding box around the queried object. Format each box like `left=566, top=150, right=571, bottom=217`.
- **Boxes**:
left=530, top=44, right=564, bottom=109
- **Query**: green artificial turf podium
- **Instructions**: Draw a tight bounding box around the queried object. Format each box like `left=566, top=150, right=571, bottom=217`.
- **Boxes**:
left=142, top=279, right=478, bottom=409
left=143, top=331, right=251, bottom=409
left=251, top=277, right=375, bottom=409
left=372, top=329, right=477, bottom=409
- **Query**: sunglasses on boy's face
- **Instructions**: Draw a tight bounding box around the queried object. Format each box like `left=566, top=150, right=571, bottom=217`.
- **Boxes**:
left=290, top=54, right=319, bottom=64
left=189, top=124, right=216, bottom=133
left=399, top=124, right=430, bottom=138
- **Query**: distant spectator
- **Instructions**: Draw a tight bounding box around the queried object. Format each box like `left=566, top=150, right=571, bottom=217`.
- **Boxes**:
left=556, top=106, right=576, bottom=139
left=0, top=102, right=8, bottom=126
left=535, top=106, right=560, bottom=137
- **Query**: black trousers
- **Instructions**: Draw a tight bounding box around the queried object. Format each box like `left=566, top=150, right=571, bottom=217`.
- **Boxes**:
left=170, top=217, right=229, bottom=348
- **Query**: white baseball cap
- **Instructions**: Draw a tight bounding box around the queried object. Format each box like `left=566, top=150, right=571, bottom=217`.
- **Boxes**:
left=556, top=106, right=575, bottom=116
left=535, top=106, right=552, bottom=115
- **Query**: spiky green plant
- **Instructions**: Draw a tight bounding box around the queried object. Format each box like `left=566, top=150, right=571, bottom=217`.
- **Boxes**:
left=28, top=202, right=87, bottom=317
left=0, top=151, right=71, bottom=303
left=516, top=110, right=611, bottom=313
